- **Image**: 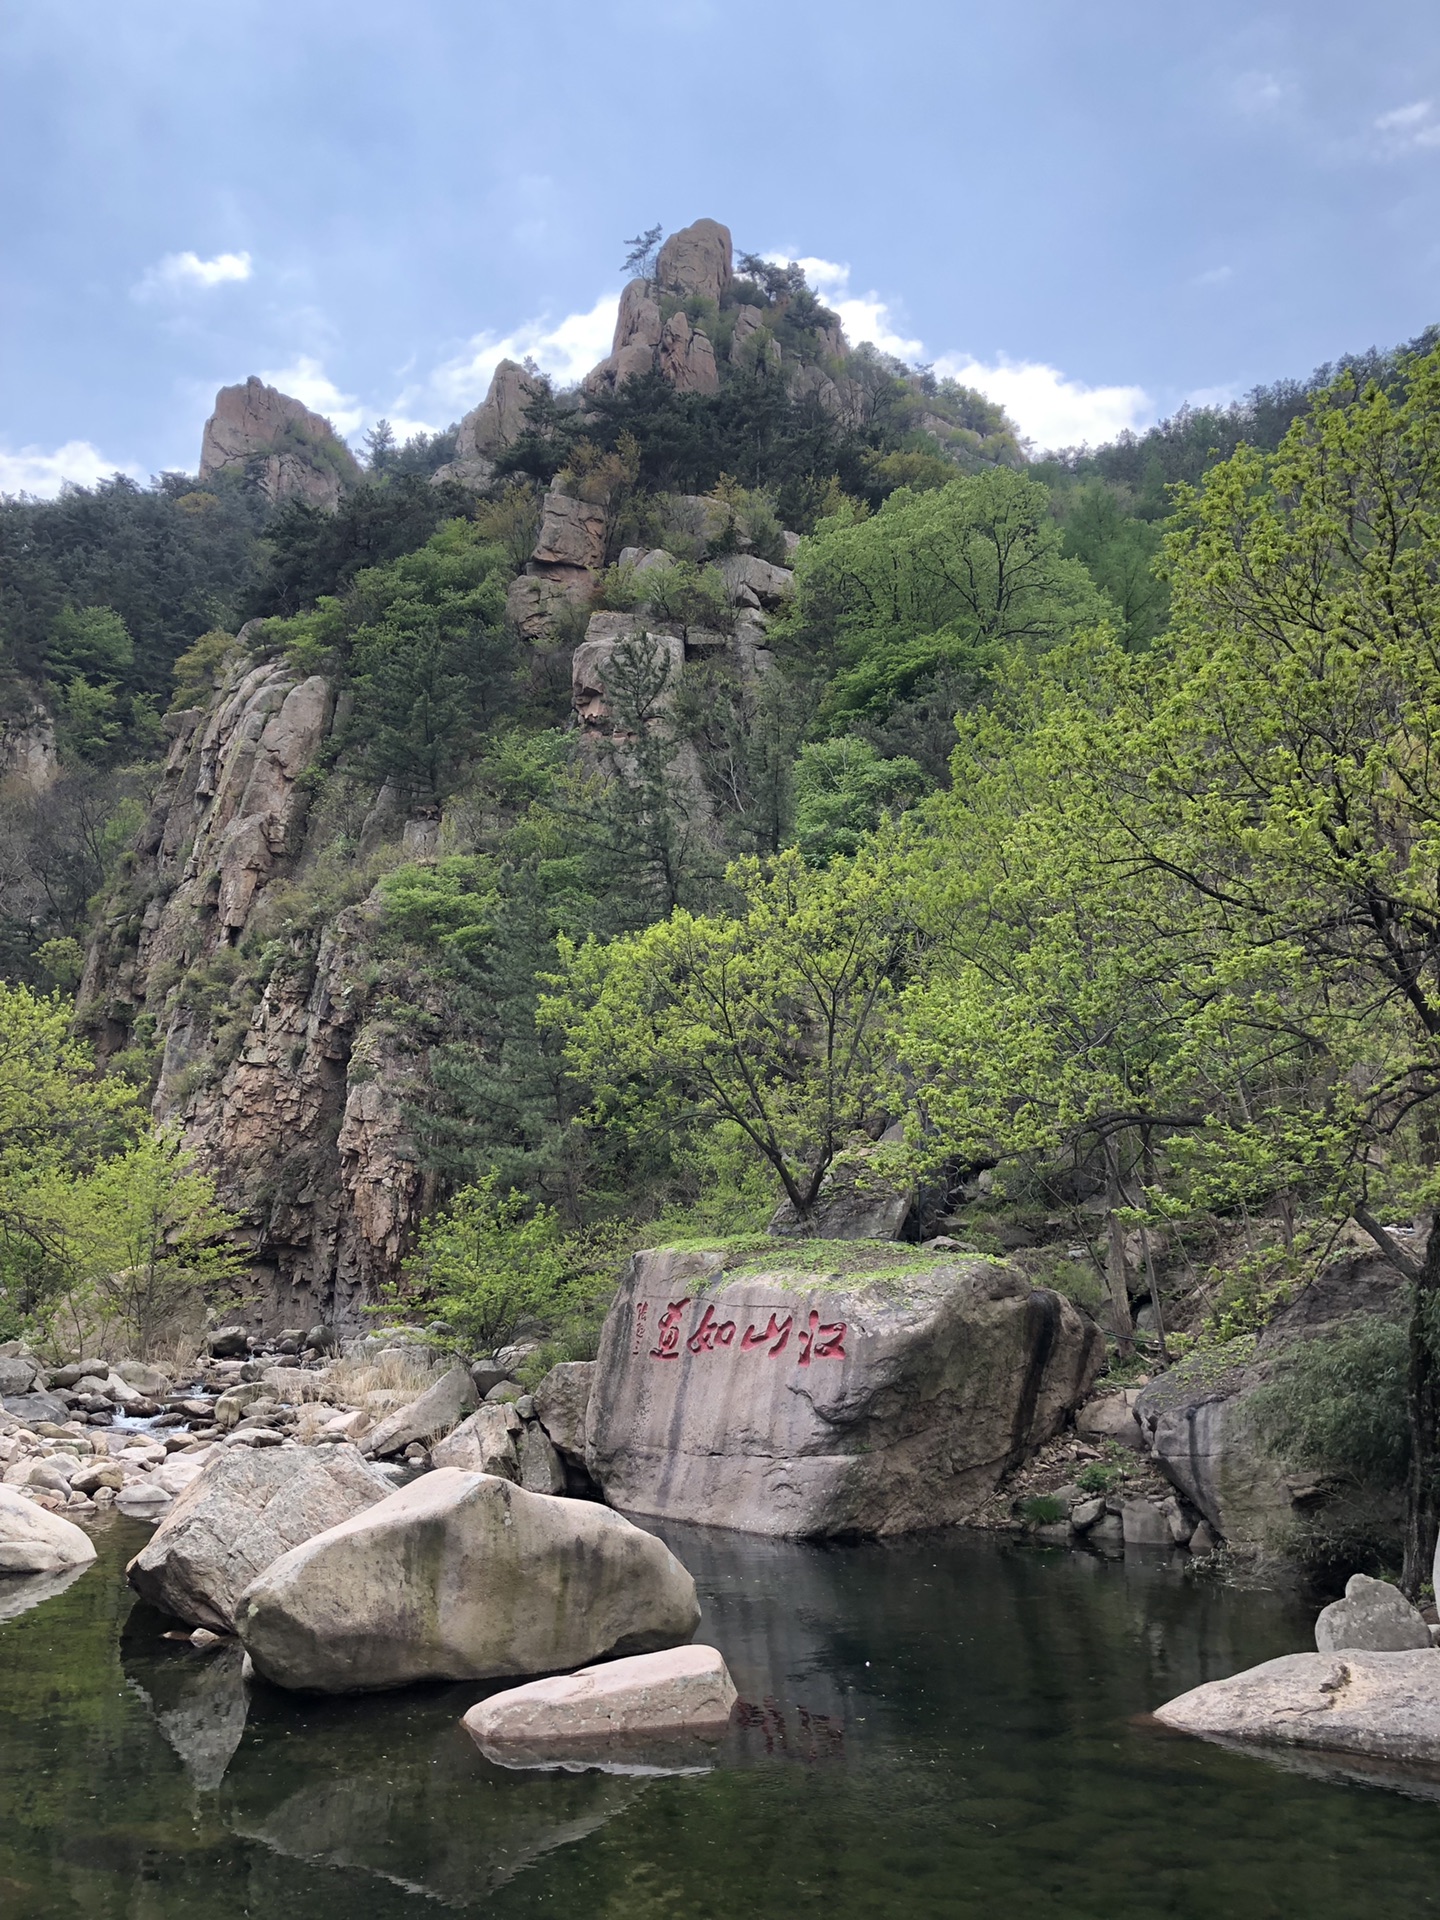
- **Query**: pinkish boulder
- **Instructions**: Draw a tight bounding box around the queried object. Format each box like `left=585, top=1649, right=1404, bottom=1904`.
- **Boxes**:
left=462, top=1644, right=735, bottom=1760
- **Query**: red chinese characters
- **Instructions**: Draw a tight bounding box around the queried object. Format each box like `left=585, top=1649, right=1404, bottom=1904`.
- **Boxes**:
left=739, top=1312, right=792, bottom=1356
left=630, top=1299, right=650, bottom=1357
left=687, top=1303, right=737, bottom=1352
left=648, top=1298, right=690, bottom=1360
left=797, top=1309, right=847, bottom=1365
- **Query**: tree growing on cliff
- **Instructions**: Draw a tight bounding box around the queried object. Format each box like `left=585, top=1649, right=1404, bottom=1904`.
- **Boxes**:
left=543, top=847, right=915, bottom=1224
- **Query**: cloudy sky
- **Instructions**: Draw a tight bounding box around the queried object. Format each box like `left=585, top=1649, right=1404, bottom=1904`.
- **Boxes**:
left=4, top=0, right=1440, bottom=493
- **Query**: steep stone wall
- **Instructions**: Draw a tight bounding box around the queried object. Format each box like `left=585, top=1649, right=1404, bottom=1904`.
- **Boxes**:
left=78, top=651, right=430, bottom=1331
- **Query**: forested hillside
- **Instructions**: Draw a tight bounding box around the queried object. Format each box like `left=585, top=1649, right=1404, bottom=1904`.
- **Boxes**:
left=6, top=220, right=1440, bottom=1581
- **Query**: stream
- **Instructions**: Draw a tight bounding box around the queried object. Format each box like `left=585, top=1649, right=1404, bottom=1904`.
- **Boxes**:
left=1, top=1516, right=1437, bottom=1918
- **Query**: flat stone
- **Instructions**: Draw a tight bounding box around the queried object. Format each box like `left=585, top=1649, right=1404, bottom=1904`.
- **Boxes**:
left=1155, top=1649, right=1440, bottom=1764
left=463, top=1644, right=735, bottom=1761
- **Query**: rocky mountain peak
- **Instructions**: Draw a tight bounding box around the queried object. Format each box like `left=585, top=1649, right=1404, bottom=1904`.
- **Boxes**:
left=654, top=217, right=733, bottom=306
left=199, top=376, right=361, bottom=510
left=437, top=358, right=548, bottom=486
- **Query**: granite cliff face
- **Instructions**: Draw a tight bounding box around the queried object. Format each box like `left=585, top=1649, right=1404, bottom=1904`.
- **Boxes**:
left=78, top=649, right=431, bottom=1330
left=200, top=377, right=362, bottom=509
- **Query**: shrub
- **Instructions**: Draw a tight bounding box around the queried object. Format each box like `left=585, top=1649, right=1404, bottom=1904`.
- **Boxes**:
left=1250, top=1316, right=1409, bottom=1491
left=1020, top=1494, right=1067, bottom=1526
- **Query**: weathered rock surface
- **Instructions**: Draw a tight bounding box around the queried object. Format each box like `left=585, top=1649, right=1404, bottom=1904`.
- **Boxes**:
left=1134, top=1251, right=1407, bottom=1555
left=519, top=1424, right=566, bottom=1495
left=1316, top=1574, right=1431, bottom=1653
left=585, top=1246, right=1103, bottom=1537
left=463, top=1643, right=736, bottom=1760
left=0, top=1486, right=97, bottom=1574
left=78, top=650, right=432, bottom=1328
left=436, top=358, right=546, bottom=485
left=127, top=1444, right=393, bottom=1630
left=1076, top=1391, right=1144, bottom=1451
left=530, top=489, right=608, bottom=572
left=431, top=1404, right=520, bottom=1479
left=655, top=218, right=733, bottom=306
left=234, top=1469, right=702, bottom=1692
left=1155, top=1649, right=1440, bottom=1765
left=360, top=1364, right=477, bottom=1457
left=199, top=377, right=360, bottom=508
left=533, top=1362, right=594, bottom=1463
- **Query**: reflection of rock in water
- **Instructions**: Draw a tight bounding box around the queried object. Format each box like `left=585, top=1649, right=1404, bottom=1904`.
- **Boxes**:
left=1191, top=1732, right=1440, bottom=1806
left=225, top=1693, right=643, bottom=1907
left=0, top=1562, right=89, bottom=1625
left=122, top=1629, right=250, bottom=1792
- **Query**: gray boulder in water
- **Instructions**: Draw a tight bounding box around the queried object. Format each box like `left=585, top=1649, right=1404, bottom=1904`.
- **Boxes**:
left=1315, top=1574, right=1431, bottom=1652
left=126, top=1444, right=393, bottom=1631
left=234, top=1468, right=701, bottom=1693
left=1156, top=1648, right=1440, bottom=1764
left=584, top=1246, right=1103, bottom=1537
left=0, top=1486, right=97, bottom=1575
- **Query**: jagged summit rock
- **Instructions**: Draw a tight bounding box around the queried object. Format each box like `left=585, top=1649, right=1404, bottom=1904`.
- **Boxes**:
left=585, top=217, right=734, bottom=398
left=435, top=358, right=546, bottom=487
left=654, top=217, right=733, bottom=306
left=199, top=376, right=361, bottom=509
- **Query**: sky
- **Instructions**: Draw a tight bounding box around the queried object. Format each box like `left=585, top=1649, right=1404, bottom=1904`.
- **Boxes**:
left=4, top=0, right=1440, bottom=494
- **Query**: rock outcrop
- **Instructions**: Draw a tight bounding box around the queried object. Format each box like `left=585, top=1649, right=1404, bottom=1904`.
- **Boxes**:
left=199, top=377, right=361, bottom=509
left=462, top=1644, right=736, bottom=1765
left=435, top=358, right=546, bottom=487
left=1315, top=1574, right=1431, bottom=1653
left=0, top=687, right=58, bottom=794
left=234, top=1469, right=702, bottom=1692
left=1155, top=1649, right=1440, bottom=1766
left=0, top=1485, right=97, bottom=1574
left=1133, top=1251, right=1407, bottom=1558
left=584, top=1245, right=1103, bottom=1536
left=584, top=218, right=731, bottom=398
left=127, top=1443, right=393, bottom=1630
left=77, top=651, right=434, bottom=1327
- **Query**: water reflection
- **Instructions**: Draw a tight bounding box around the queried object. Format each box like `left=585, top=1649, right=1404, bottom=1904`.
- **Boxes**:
left=122, top=1615, right=249, bottom=1791
left=0, top=1561, right=90, bottom=1625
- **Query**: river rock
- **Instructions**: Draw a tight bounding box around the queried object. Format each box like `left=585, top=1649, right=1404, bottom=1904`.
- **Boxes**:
left=116, top=1482, right=174, bottom=1521
left=116, top=1360, right=171, bottom=1398
left=359, top=1363, right=477, bottom=1457
left=234, top=1468, right=701, bottom=1693
left=1154, top=1649, right=1440, bottom=1764
left=207, top=1327, right=249, bottom=1359
left=533, top=1362, right=594, bottom=1463
left=1, top=1392, right=70, bottom=1427
left=127, top=1443, right=393, bottom=1631
left=1316, top=1574, right=1431, bottom=1653
left=585, top=1246, right=1103, bottom=1537
left=0, top=1485, right=97, bottom=1574
left=0, top=1356, right=39, bottom=1396
left=463, top=1644, right=736, bottom=1760
left=1076, top=1392, right=1144, bottom=1451
left=431, top=1405, right=520, bottom=1479
left=519, top=1424, right=566, bottom=1495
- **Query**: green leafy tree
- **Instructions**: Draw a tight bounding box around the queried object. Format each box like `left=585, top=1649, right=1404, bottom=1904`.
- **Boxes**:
left=544, top=848, right=913, bottom=1224
left=403, top=1176, right=575, bottom=1352
left=793, top=737, right=929, bottom=864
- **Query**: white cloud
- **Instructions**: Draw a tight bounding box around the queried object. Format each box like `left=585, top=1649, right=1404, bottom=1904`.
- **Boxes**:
left=136, top=250, right=252, bottom=298
left=933, top=354, right=1153, bottom=452
left=766, top=254, right=924, bottom=361
left=257, top=354, right=364, bottom=435
left=1375, top=100, right=1440, bottom=153
left=0, top=440, right=145, bottom=498
left=1232, top=71, right=1292, bottom=115
left=1193, top=264, right=1234, bottom=287
left=423, top=292, right=621, bottom=415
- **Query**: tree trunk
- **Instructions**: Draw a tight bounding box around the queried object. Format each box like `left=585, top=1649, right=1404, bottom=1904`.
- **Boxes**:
left=1102, top=1134, right=1134, bottom=1354
left=1402, top=1225, right=1440, bottom=1597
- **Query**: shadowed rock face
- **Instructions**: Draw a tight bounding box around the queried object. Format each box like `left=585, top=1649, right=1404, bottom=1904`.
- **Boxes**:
left=585, top=1247, right=1103, bottom=1537
left=199, top=377, right=360, bottom=508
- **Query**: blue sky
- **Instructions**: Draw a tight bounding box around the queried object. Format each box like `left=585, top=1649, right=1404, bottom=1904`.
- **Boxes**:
left=4, top=0, right=1440, bottom=492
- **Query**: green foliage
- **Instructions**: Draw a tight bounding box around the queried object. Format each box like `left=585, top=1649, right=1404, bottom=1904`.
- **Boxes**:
left=168, top=628, right=238, bottom=709
left=1251, top=1319, right=1410, bottom=1491
left=378, top=856, right=495, bottom=959
left=46, top=606, right=133, bottom=682
left=1020, top=1494, right=1067, bottom=1525
left=247, top=475, right=481, bottom=617
left=774, top=469, right=1110, bottom=727
left=544, top=846, right=913, bottom=1221
left=792, top=737, right=929, bottom=863
left=402, top=1175, right=615, bottom=1353
left=1076, top=1461, right=1122, bottom=1493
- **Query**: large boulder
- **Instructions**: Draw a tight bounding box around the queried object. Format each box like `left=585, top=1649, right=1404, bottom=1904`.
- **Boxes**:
left=463, top=1644, right=736, bottom=1763
left=533, top=1362, right=594, bottom=1463
left=654, top=218, right=733, bottom=306
left=0, top=1486, right=97, bottom=1575
left=0, top=1355, right=39, bottom=1397
left=432, top=1404, right=520, bottom=1479
left=1154, top=1649, right=1440, bottom=1764
left=585, top=1245, right=1103, bottom=1537
left=1134, top=1251, right=1408, bottom=1555
left=1316, top=1574, right=1431, bottom=1652
left=126, top=1444, right=393, bottom=1631
left=359, top=1363, right=477, bottom=1457
left=234, top=1469, right=701, bottom=1693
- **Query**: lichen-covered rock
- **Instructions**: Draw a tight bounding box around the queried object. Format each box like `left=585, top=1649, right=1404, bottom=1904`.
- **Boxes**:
left=0, top=1486, right=97, bottom=1575
left=127, top=1444, right=393, bottom=1630
left=234, top=1469, right=701, bottom=1692
left=585, top=1246, right=1103, bottom=1537
left=1155, top=1649, right=1440, bottom=1765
